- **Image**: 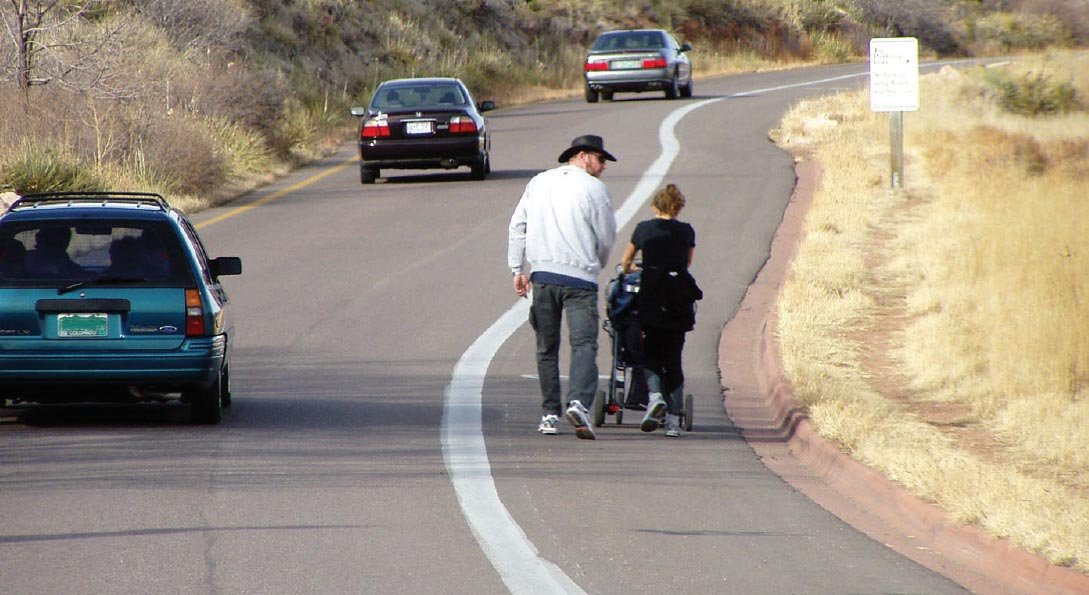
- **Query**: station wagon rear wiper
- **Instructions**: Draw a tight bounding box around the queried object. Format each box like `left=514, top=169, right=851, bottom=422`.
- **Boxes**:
left=58, top=276, right=148, bottom=295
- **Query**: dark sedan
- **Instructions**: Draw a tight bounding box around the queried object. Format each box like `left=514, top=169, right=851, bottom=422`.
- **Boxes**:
left=350, top=77, right=495, bottom=183
left=583, top=29, right=693, bottom=102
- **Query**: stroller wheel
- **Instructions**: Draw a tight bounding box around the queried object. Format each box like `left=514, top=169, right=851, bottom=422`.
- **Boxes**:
left=591, top=390, right=606, bottom=427
left=683, top=393, right=694, bottom=432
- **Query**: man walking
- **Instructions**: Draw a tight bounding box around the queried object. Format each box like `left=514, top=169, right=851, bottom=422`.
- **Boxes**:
left=508, top=134, right=618, bottom=439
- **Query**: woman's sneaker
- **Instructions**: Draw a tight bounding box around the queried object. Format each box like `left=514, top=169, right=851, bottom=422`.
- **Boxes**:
left=640, top=393, right=667, bottom=432
left=537, top=414, right=560, bottom=435
left=564, top=400, right=595, bottom=440
left=664, top=413, right=682, bottom=437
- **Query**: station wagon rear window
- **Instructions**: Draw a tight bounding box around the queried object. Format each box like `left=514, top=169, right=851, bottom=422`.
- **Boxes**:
left=0, top=220, right=194, bottom=288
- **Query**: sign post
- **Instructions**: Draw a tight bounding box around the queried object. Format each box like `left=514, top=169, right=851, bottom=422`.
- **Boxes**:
left=869, top=37, right=919, bottom=188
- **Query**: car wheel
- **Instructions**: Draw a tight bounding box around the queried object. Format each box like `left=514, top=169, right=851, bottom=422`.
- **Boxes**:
left=360, top=165, right=378, bottom=184
left=189, top=366, right=224, bottom=424
left=470, top=153, right=489, bottom=180
left=665, top=75, right=680, bottom=99
left=680, top=78, right=693, bottom=98
left=221, top=363, right=232, bottom=408
left=585, top=85, right=599, bottom=103
left=601, top=90, right=614, bottom=102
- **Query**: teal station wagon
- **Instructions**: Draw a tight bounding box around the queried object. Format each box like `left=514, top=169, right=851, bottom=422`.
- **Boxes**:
left=0, top=192, right=241, bottom=423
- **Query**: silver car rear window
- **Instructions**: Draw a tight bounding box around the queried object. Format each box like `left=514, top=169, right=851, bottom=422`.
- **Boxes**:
left=591, top=31, right=665, bottom=51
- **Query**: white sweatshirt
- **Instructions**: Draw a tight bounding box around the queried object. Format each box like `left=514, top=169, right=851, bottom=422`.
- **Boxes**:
left=507, top=164, right=617, bottom=284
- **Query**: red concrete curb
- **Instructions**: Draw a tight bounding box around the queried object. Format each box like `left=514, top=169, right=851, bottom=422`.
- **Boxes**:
left=718, top=159, right=1089, bottom=595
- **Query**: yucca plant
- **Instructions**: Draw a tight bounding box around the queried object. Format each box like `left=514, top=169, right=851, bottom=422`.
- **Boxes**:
left=1, top=147, right=103, bottom=195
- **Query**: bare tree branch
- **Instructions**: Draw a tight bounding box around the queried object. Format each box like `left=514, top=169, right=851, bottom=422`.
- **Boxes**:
left=2, top=0, right=105, bottom=89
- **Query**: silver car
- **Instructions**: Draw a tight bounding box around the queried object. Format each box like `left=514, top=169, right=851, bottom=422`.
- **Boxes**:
left=583, top=29, right=693, bottom=102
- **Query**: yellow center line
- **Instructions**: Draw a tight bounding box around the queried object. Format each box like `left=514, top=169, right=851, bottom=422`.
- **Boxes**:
left=195, top=155, right=358, bottom=229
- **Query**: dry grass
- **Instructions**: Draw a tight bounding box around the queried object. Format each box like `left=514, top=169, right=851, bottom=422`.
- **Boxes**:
left=772, top=50, right=1089, bottom=571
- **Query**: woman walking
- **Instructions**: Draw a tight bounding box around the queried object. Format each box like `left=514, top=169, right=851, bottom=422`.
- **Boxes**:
left=619, top=184, right=702, bottom=437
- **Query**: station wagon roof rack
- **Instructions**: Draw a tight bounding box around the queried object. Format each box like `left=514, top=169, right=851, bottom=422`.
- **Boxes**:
left=12, top=191, right=170, bottom=211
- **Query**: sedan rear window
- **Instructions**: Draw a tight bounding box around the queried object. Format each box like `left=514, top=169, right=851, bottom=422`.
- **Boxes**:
left=0, top=220, right=194, bottom=287
left=591, top=31, right=665, bottom=51
left=372, top=84, right=467, bottom=110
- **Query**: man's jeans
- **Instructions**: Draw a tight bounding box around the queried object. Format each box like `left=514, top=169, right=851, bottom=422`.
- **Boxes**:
left=529, top=282, right=599, bottom=416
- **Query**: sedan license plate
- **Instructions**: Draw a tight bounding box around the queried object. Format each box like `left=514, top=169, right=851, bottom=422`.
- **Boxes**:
left=57, top=313, right=108, bottom=338
left=405, top=121, right=433, bottom=135
left=611, top=59, right=641, bottom=70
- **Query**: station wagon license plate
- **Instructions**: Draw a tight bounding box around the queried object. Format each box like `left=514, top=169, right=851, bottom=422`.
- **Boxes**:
left=405, top=121, right=433, bottom=135
left=611, top=59, right=641, bottom=70
left=57, top=313, right=108, bottom=338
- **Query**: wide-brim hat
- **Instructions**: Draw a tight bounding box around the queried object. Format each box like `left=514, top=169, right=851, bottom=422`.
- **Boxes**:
left=558, top=134, right=617, bottom=163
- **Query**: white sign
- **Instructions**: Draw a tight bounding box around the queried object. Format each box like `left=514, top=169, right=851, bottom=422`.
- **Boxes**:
left=870, top=37, right=919, bottom=112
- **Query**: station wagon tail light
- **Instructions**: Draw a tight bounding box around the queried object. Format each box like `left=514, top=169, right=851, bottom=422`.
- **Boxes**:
left=185, top=288, right=206, bottom=336
left=361, top=118, right=391, bottom=139
left=448, top=115, right=478, bottom=134
left=642, top=57, right=668, bottom=69
left=584, top=60, right=608, bottom=72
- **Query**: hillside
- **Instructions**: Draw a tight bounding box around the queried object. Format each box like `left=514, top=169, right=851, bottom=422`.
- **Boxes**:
left=2, top=0, right=1087, bottom=209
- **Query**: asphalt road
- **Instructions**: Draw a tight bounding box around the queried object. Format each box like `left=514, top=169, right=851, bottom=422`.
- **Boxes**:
left=2, top=64, right=972, bottom=594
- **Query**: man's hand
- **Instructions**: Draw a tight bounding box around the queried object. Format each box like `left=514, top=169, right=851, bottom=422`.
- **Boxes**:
left=513, top=273, right=529, bottom=298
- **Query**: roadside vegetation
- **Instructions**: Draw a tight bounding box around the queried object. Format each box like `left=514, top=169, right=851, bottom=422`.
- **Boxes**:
left=2, top=0, right=1088, bottom=575
left=772, top=51, right=1089, bottom=571
left=3, top=0, right=1086, bottom=211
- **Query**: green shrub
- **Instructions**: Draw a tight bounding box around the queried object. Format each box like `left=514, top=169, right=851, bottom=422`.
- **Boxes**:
left=812, top=31, right=853, bottom=62
left=270, top=97, right=321, bottom=161
left=207, top=117, right=273, bottom=178
left=970, top=12, right=1070, bottom=52
left=1, top=148, right=103, bottom=194
left=133, top=118, right=226, bottom=195
left=983, top=69, right=1080, bottom=117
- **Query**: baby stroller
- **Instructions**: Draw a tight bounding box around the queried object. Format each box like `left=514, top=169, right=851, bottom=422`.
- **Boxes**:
left=591, top=267, right=693, bottom=430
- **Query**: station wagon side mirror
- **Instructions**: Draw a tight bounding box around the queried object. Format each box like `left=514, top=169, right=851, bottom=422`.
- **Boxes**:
left=680, top=42, right=692, bottom=52
left=350, top=106, right=367, bottom=117
left=211, top=256, right=242, bottom=277
left=478, top=100, right=496, bottom=112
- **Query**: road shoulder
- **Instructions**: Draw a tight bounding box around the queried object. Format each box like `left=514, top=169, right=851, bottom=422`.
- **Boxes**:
left=718, top=157, right=1089, bottom=595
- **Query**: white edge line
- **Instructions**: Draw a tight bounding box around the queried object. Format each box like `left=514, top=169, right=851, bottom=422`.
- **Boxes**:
left=440, top=70, right=867, bottom=594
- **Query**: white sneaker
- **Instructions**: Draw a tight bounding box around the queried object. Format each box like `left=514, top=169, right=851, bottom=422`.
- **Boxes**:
left=564, top=400, right=595, bottom=440
left=538, top=414, right=560, bottom=435
left=664, top=413, right=682, bottom=437
left=641, top=393, right=666, bottom=432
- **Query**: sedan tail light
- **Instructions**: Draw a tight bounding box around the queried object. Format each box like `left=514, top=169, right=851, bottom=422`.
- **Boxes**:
left=448, top=115, right=478, bottom=134
left=361, top=118, right=391, bottom=139
left=185, top=288, right=206, bottom=337
left=642, top=57, right=668, bottom=69
left=584, top=60, right=608, bottom=72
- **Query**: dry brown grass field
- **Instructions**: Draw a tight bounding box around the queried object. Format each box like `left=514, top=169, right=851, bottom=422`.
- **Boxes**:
left=771, top=51, right=1089, bottom=572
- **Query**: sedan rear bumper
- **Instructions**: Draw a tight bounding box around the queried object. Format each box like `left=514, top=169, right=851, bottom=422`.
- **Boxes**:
left=586, top=68, right=673, bottom=92
left=360, top=136, right=484, bottom=170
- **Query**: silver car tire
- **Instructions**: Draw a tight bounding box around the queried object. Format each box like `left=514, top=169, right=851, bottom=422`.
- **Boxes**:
left=665, top=75, right=680, bottom=100
left=680, top=77, right=693, bottom=98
